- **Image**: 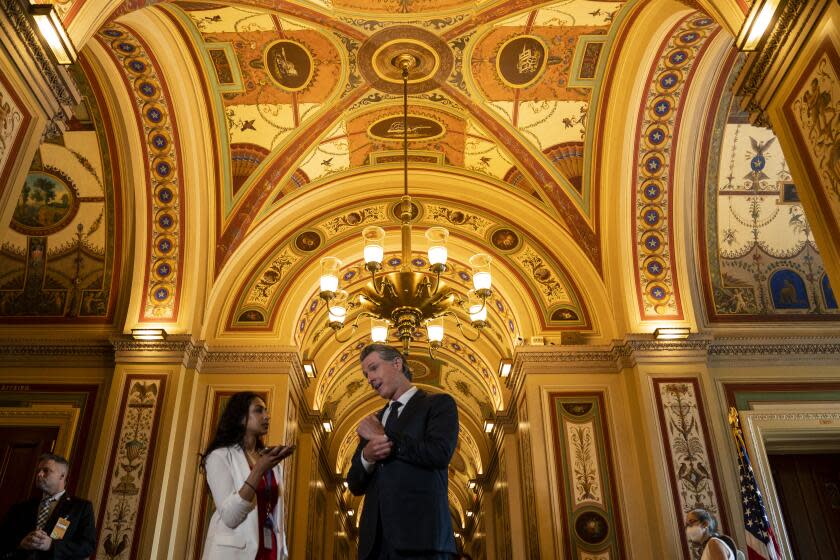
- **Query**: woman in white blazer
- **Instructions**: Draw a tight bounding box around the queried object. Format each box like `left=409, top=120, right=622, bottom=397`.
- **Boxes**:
left=200, top=391, right=295, bottom=560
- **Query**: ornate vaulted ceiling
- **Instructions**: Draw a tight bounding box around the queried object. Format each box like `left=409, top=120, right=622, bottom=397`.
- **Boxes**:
left=15, top=0, right=811, bottom=538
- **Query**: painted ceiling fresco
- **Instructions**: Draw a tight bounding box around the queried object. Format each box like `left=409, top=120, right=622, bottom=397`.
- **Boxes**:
left=149, top=0, right=626, bottom=277
left=0, top=68, right=121, bottom=322
left=702, top=103, right=839, bottom=320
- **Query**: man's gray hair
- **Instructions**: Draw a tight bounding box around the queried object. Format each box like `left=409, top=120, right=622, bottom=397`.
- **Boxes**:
left=39, top=453, right=69, bottom=473
left=360, top=344, right=412, bottom=381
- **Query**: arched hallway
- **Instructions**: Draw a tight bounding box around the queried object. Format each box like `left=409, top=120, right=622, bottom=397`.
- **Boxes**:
left=2, top=0, right=840, bottom=558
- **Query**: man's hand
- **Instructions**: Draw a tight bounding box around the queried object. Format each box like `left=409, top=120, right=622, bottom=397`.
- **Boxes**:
left=20, top=529, right=52, bottom=551
left=361, top=435, right=393, bottom=462
left=357, top=414, right=386, bottom=440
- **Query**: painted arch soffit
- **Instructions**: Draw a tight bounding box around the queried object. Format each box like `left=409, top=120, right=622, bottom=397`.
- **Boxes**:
left=222, top=196, right=592, bottom=338
left=96, top=0, right=630, bottom=277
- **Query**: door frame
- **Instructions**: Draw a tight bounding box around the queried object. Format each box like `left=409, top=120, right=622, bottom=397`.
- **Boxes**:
left=739, top=404, right=840, bottom=560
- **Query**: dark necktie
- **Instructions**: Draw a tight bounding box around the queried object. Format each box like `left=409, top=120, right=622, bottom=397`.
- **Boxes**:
left=384, top=401, right=402, bottom=434
left=36, top=496, right=52, bottom=530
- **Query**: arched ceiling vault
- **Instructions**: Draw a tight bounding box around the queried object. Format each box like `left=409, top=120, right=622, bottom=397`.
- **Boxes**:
left=201, top=170, right=614, bottom=347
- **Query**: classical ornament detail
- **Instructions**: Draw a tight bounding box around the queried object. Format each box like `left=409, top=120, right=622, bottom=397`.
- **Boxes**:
left=98, top=24, right=183, bottom=322
left=0, top=0, right=77, bottom=107
left=566, top=421, right=603, bottom=506
left=654, top=379, right=726, bottom=559
left=736, top=0, right=811, bottom=99
left=0, top=77, right=23, bottom=169
left=97, top=376, right=166, bottom=560
left=633, top=14, right=719, bottom=318
left=549, top=393, right=624, bottom=557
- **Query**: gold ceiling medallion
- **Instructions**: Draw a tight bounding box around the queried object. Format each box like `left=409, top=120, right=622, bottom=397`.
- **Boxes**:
left=319, top=53, right=493, bottom=357
left=358, top=26, right=453, bottom=95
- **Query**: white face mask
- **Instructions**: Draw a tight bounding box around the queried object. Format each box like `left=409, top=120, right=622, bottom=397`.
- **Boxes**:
left=686, top=525, right=705, bottom=542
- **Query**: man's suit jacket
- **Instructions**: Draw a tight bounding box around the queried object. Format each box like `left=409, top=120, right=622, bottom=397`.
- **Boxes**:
left=347, top=389, right=459, bottom=559
left=0, top=493, right=96, bottom=559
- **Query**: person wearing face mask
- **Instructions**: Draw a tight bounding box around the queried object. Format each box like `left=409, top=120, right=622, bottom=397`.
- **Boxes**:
left=200, top=391, right=296, bottom=560
left=685, top=508, right=740, bottom=560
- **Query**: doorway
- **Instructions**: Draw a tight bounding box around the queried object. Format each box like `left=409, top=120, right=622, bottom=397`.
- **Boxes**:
left=768, top=453, right=840, bottom=559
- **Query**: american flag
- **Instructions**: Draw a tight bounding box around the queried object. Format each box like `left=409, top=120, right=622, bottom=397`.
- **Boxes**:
left=729, top=408, right=781, bottom=560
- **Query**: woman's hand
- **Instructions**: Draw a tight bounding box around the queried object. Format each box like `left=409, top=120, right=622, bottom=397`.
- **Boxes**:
left=253, top=445, right=296, bottom=474
left=239, top=445, right=296, bottom=501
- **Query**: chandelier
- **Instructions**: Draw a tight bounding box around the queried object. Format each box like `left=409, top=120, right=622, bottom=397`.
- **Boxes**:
left=318, top=53, right=493, bottom=357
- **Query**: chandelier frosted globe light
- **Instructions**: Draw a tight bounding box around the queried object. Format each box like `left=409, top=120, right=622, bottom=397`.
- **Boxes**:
left=317, top=52, right=493, bottom=357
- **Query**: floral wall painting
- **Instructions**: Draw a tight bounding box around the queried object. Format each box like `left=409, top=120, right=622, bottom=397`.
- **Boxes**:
left=549, top=392, right=625, bottom=559
left=96, top=377, right=166, bottom=560
left=653, top=379, right=727, bottom=560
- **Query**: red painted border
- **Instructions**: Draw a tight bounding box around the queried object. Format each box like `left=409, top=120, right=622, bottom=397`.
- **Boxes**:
left=723, top=381, right=840, bottom=411
left=0, top=71, right=33, bottom=196
left=94, top=374, right=167, bottom=560
left=652, top=377, right=731, bottom=559
left=630, top=14, right=721, bottom=321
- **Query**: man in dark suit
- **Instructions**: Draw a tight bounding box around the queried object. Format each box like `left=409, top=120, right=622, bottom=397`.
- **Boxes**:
left=347, top=343, right=459, bottom=560
left=0, top=453, right=96, bottom=559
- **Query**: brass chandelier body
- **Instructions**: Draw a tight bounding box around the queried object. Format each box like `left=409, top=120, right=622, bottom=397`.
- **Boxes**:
left=318, top=53, right=492, bottom=357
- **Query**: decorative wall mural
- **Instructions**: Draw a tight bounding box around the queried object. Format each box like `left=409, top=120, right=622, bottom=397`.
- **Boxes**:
left=265, top=40, right=314, bottom=92
left=653, top=379, right=727, bottom=560
left=368, top=114, right=445, bottom=141
left=632, top=13, right=719, bottom=319
left=97, top=376, right=166, bottom=560
left=701, top=102, right=839, bottom=319
left=496, top=35, right=547, bottom=88
left=549, top=392, right=624, bottom=559
left=11, top=171, right=79, bottom=235
left=0, top=65, right=120, bottom=321
left=784, top=41, right=840, bottom=268
left=0, top=73, right=27, bottom=192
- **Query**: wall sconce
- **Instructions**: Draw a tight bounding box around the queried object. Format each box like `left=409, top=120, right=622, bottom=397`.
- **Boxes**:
left=343, top=480, right=349, bottom=489
left=131, top=328, right=166, bottom=341
left=736, top=0, right=781, bottom=51
left=302, top=360, right=317, bottom=379
left=467, top=479, right=477, bottom=490
left=322, top=418, right=333, bottom=433
left=498, top=358, right=512, bottom=378
left=653, top=327, right=690, bottom=340
left=483, top=419, right=495, bottom=433
left=29, top=2, right=77, bottom=65
left=347, top=509, right=354, bottom=517
left=466, top=510, right=474, bottom=517
left=454, top=532, right=461, bottom=539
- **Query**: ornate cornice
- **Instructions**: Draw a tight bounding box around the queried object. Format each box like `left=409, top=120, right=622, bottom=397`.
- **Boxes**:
left=0, top=339, right=113, bottom=366
left=0, top=0, right=79, bottom=135
left=734, top=0, right=819, bottom=123
left=708, top=337, right=840, bottom=356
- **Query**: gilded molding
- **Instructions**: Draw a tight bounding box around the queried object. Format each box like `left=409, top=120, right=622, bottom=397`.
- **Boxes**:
left=734, top=0, right=816, bottom=122
left=745, top=411, right=840, bottom=422
left=0, top=0, right=75, bottom=107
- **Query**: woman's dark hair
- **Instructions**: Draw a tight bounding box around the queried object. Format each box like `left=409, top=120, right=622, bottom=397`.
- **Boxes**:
left=199, top=391, right=265, bottom=470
